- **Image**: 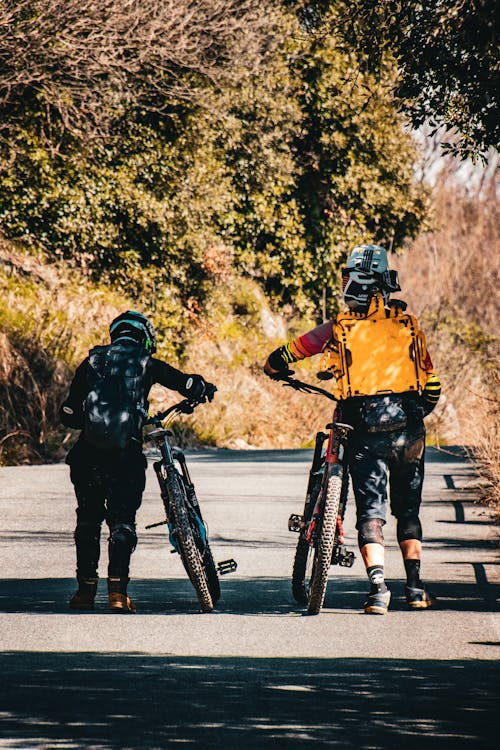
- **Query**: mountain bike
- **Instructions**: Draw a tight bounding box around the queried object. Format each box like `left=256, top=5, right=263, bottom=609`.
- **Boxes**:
left=282, top=375, right=355, bottom=615
left=145, top=397, right=236, bottom=612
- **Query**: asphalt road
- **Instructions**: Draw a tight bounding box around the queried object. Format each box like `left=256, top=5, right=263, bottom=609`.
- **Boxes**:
left=0, top=446, right=498, bottom=749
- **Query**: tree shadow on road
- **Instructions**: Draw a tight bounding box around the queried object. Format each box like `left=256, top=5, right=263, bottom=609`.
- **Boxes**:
left=0, top=651, right=497, bottom=749
left=0, top=574, right=497, bottom=616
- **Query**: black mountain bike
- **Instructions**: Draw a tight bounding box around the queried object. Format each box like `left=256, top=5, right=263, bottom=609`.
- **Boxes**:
left=145, top=398, right=236, bottom=612
left=283, top=376, right=355, bottom=615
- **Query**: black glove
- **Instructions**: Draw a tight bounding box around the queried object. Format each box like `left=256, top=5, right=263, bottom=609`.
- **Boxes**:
left=264, top=363, right=294, bottom=381
left=185, top=374, right=216, bottom=402
left=264, top=346, right=295, bottom=381
left=204, top=382, right=217, bottom=402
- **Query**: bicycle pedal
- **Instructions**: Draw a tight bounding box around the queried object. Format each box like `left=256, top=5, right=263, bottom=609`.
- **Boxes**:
left=331, top=545, right=356, bottom=568
left=288, top=514, right=304, bottom=533
left=217, top=558, right=237, bottom=575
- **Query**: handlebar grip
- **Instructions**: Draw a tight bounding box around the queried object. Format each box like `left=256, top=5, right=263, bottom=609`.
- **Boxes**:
left=271, top=369, right=295, bottom=381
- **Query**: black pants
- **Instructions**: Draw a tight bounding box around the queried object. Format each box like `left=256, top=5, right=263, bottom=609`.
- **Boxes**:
left=348, top=425, right=425, bottom=531
left=67, top=441, right=147, bottom=579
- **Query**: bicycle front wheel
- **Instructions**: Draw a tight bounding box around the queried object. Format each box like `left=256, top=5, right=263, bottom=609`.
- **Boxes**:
left=202, top=544, right=221, bottom=605
left=306, top=469, right=343, bottom=615
left=291, top=471, right=322, bottom=604
left=168, top=473, right=214, bottom=613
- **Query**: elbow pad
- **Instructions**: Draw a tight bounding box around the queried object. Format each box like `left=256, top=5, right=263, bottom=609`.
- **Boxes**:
left=60, top=403, right=84, bottom=429
left=422, top=374, right=441, bottom=413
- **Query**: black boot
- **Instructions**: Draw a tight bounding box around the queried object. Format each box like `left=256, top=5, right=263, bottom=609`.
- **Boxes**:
left=69, top=578, right=98, bottom=610
left=108, top=577, right=136, bottom=613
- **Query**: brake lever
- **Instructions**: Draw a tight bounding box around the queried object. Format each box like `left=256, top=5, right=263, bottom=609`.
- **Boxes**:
left=282, top=378, right=311, bottom=393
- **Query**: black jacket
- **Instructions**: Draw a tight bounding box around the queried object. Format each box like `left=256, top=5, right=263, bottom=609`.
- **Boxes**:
left=61, top=345, right=192, bottom=433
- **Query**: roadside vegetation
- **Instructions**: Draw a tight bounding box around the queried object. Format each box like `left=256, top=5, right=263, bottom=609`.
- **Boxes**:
left=0, top=2, right=498, bottom=512
left=394, top=164, right=499, bottom=515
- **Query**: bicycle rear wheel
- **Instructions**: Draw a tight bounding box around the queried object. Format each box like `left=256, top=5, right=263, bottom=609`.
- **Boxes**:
left=168, top=473, right=214, bottom=613
left=306, top=468, right=343, bottom=615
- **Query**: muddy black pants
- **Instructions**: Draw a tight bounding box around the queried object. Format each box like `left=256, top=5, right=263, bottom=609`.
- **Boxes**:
left=67, top=441, right=147, bottom=579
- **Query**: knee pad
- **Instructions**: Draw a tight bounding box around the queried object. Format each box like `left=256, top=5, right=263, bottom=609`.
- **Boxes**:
left=358, top=518, right=384, bottom=547
left=397, top=516, right=422, bottom=543
left=109, top=523, right=137, bottom=554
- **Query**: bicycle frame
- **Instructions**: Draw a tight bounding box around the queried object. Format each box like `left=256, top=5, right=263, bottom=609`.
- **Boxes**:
left=145, top=399, right=237, bottom=582
left=303, top=421, right=353, bottom=554
left=285, top=375, right=356, bottom=611
left=145, top=400, right=197, bottom=532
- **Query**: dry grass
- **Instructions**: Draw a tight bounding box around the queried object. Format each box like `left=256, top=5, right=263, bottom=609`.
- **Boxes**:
left=393, top=176, right=500, bottom=511
left=393, top=179, right=499, bottom=334
left=0, top=244, right=333, bottom=460
left=150, top=312, right=333, bottom=450
left=1, top=173, right=498, bottom=498
left=467, top=373, right=500, bottom=518
left=0, top=239, right=130, bottom=462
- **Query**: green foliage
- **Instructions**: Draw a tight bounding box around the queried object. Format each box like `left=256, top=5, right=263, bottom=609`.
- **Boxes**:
left=422, top=303, right=498, bottom=367
left=290, top=13, right=427, bottom=315
left=0, top=1, right=429, bottom=327
left=326, top=0, right=499, bottom=159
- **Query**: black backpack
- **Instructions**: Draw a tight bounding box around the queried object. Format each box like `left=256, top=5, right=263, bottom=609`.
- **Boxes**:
left=83, top=342, right=150, bottom=451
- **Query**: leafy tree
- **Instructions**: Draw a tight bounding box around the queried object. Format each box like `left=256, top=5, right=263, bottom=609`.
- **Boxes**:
left=0, top=0, right=428, bottom=324
left=328, top=0, right=499, bottom=159
left=0, top=0, right=284, bottom=141
left=289, top=9, right=426, bottom=317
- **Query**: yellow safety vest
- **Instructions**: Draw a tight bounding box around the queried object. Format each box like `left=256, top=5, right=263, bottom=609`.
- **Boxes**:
left=318, top=295, right=429, bottom=400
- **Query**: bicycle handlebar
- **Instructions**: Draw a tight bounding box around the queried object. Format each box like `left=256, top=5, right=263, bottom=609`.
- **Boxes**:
left=279, top=375, right=337, bottom=403
left=145, top=398, right=202, bottom=426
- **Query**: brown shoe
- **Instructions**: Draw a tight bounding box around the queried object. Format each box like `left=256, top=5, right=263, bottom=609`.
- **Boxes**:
left=108, top=592, right=136, bottom=613
left=69, top=578, right=98, bottom=610
left=108, top=578, right=136, bottom=613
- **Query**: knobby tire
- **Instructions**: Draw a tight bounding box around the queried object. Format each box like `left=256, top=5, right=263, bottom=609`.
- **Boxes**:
left=307, top=470, right=343, bottom=615
left=203, top=545, right=221, bottom=605
left=186, top=487, right=220, bottom=605
left=168, top=473, right=214, bottom=613
left=291, top=472, right=322, bottom=605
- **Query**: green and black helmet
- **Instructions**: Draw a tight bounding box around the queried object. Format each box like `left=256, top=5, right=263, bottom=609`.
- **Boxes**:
left=109, top=310, right=157, bottom=353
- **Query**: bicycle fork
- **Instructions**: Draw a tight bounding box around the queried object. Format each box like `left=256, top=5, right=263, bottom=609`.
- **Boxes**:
left=288, top=431, right=327, bottom=535
left=288, top=430, right=355, bottom=568
left=145, top=460, right=180, bottom=553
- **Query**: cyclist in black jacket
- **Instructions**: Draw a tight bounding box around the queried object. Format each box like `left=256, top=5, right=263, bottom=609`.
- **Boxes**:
left=61, top=310, right=215, bottom=613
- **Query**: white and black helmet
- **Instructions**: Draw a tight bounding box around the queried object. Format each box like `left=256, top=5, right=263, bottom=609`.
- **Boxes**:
left=342, top=244, right=400, bottom=311
left=109, top=310, right=157, bottom=353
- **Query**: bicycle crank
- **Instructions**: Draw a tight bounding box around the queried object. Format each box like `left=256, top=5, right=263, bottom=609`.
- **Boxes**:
left=145, top=519, right=168, bottom=529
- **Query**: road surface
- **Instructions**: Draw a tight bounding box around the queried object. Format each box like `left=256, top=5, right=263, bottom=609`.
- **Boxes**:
left=0, top=446, right=498, bottom=748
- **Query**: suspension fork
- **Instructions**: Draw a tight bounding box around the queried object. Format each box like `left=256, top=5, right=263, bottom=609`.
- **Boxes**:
left=306, top=422, right=343, bottom=544
left=153, top=460, right=171, bottom=517
left=171, top=446, right=203, bottom=518
left=152, top=435, right=179, bottom=516
left=172, top=447, right=192, bottom=485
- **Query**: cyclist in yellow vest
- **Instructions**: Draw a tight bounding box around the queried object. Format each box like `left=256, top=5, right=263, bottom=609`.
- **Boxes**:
left=264, top=245, right=441, bottom=615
